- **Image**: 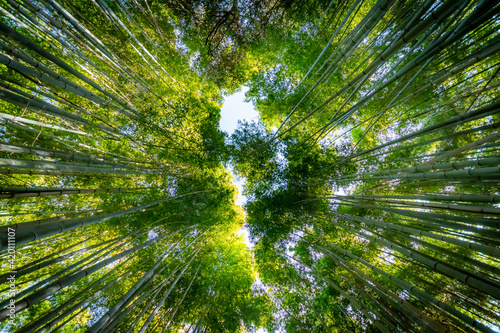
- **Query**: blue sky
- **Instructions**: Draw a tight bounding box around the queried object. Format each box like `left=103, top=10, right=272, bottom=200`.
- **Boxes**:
left=219, top=87, right=259, bottom=207
left=219, top=87, right=267, bottom=333
left=219, top=87, right=259, bottom=136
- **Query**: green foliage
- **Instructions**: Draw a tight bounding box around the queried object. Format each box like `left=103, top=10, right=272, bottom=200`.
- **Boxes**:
left=1, top=0, right=500, bottom=332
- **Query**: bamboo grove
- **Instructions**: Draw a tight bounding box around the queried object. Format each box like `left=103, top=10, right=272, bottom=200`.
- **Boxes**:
left=0, top=0, right=499, bottom=332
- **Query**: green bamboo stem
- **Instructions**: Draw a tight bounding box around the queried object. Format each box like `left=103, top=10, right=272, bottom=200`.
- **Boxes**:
left=302, top=257, right=391, bottom=332
left=121, top=280, right=169, bottom=333
left=0, top=232, right=126, bottom=309
left=350, top=164, right=500, bottom=182
left=0, top=19, right=140, bottom=117
left=15, top=260, right=131, bottom=333
left=0, top=225, right=193, bottom=321
left=0, top=208, right=101, bottom=233
left=332, top=208, right=500, bottom=260
left=10, top=0, right=147, bottom=110
left=387, top=228, right=500, bottom=278
left=40, top=0, right=150, bottom=92
left=191, top=300, right=212, bottom=333
left=329, top=200, right=499, bottom=242
left=0, top=80, right=95, bottom=128
left=98, top=230, right=201, bottom=332
left=345, top=121, right=500, bottom=166
left=100, top=265, right=180, bottom=333
left=85, top=259, right=169, bottom=332
left=0, top=42, right=114, bottom=109
left=311, top=234, right=495, bottom=333
left=332, top=97, right=500, bottom=167
left=160, top=261, right=202, bottom=333
left=346, top=193, right=500, bottom=204
left=86, top=227, right=199, bottom=332
left=0, top=197, right=168, bottom=250
left=335, top=194, right=500, bottom=215
left=332, top=215, right=500, bottom=299
left=0, top=231, right=98, bottom=275
left=298, top=0, right=363, bottom=87
left=0, top=111, right=88, bottom=136
left=0, top=233, right=128, bottom=284
left=278, top=0, right=467, bottom=140
left=0, top=187, right=144, bottom=199
left=325, top=248, right=447, bottom=332
left=138, top=246, right=204, bottom=333
left=0, top=142, right=147, bottom=166
left=421, top=131, right=500, bottom=166
left=93, top=0, right=182, bottom=91
left=0, top=157, right=163, bottom=176
left=275, top=0, right=397, bottom=138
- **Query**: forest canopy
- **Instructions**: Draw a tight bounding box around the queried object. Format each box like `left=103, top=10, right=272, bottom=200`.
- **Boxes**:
left=0, top=0, right=499, bottom=332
